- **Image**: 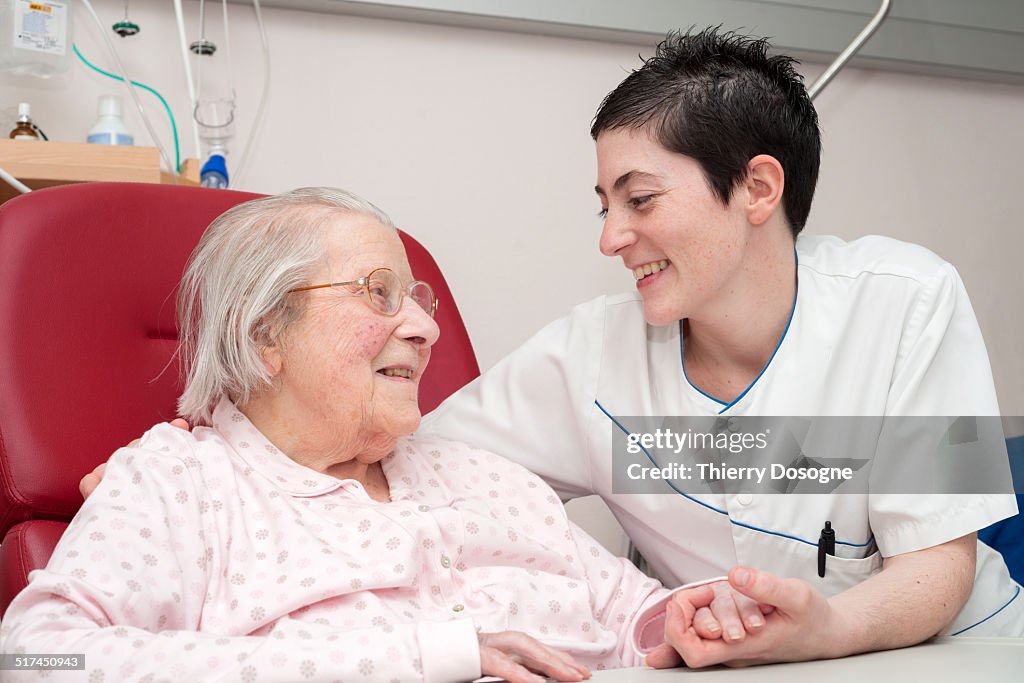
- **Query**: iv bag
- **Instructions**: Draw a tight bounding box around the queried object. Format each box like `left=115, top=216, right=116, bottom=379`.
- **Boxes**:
left=0, top=0, right=72, bottom=77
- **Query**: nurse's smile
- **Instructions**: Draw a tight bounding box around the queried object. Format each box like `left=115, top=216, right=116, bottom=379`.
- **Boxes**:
left=635, top=264, right=669, bottom=290
left=632, top=259, right=670, bottom=282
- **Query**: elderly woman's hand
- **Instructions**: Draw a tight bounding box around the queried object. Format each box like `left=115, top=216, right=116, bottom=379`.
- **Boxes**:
left=78, top=419, right=192, bottom=499
left=479, top=631, right=591, bottom=682
left=688, top=578, right=775, bottom=642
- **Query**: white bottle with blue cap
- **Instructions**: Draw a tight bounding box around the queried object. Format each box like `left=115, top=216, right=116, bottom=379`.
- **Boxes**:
left=87, top=95, right=133, bottom=146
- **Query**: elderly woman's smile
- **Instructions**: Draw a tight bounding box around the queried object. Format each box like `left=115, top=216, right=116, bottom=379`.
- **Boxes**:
left=378, top=366, right=415, bottom=379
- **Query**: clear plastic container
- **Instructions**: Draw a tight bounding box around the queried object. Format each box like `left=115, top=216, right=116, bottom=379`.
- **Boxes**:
left=195, top=98, right=233, bottom=188
left=0, top=0, right=72, bottom=78
left=194, top=98, right=234, bottom=155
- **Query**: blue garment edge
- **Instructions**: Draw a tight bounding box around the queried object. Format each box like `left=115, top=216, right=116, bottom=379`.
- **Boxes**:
left=679, top=248, right=798, bottom=415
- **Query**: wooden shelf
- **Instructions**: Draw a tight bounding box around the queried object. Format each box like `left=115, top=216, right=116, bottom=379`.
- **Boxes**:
left=0, top=140, right=199, bottom=204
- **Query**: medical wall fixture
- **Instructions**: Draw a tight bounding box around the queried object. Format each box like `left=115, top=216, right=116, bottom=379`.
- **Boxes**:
left=0, top=0, right=271, bottom=196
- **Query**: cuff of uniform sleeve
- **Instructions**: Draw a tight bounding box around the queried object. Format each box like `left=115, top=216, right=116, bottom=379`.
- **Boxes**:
left=876, top=494, right=1020, bottom=556
left=631, top=576, right=728, bottom=660
left=417, top=618, right=480, bottom=683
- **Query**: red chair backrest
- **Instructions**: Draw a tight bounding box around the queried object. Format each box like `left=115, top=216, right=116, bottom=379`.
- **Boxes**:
left=0, top=182, right=479, bottom=614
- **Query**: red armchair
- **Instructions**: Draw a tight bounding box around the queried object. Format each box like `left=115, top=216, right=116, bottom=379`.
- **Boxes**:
left=0, top=182, right=479, bottom=615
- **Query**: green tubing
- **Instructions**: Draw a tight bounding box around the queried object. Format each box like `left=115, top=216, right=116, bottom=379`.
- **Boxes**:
left=73, top=43, right=181, bottom=172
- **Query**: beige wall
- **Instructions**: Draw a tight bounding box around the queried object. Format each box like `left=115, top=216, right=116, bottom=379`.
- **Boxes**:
left=4, top=0, right=1021, bottom=553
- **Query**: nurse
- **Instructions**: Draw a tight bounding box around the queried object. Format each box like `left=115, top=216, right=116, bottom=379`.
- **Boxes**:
left=418, top=27, right=1023, bottom=664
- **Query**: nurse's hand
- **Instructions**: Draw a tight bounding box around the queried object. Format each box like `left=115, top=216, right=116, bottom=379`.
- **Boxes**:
left=78, top=462, right=107, bottom=500
left=78, top=418, right=192, bottom=499
left=646, top=566, right=838, bottom=668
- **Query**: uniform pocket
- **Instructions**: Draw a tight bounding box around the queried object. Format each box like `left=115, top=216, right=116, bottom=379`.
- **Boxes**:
left=819, top=549, right=883, bottom=593
left=736, top=527, right=883, bottom=597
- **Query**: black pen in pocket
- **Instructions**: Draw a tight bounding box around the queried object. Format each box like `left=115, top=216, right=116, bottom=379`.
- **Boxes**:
left=818, top=521, right=835, bottom=578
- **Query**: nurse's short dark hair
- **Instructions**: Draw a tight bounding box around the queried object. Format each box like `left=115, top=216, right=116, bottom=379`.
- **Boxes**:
left=591, top=26, right=821, bottom=236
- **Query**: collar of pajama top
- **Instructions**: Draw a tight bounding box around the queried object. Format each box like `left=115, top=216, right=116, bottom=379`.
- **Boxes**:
left=211, top=396, right=432, bottom=503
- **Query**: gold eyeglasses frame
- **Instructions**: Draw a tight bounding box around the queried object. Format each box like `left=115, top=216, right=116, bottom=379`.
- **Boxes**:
left=287, top=267, right=438, bottom=319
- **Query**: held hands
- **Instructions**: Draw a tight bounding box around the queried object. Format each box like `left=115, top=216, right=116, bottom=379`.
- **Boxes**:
left=687, top=577, right=775, bottom=643
left=479, top=631, right=591, bottom=683
left=645, top=566, right=840, bottom=668
left=78, top=418, right=191, bottom=499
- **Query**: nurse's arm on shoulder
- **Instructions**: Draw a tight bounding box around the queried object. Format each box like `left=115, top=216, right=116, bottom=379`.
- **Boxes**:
left=645, top=534, right=977, bottom=668
left=78, top=418, right=192, bottom=499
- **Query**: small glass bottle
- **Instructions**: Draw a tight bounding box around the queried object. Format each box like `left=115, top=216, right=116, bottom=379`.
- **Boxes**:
left=9, top=102, right=40, bottom=140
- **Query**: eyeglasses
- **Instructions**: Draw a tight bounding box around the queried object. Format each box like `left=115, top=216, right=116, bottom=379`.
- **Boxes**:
left=288, top=267, right=438, bottom=318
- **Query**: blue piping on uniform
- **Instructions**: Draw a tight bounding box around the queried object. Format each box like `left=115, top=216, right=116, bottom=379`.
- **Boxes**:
left=679, top=249, right=800, bottom=415
left=679, top=330, right=728, bottom=406
left=949, top=584, right=1020, bottom=636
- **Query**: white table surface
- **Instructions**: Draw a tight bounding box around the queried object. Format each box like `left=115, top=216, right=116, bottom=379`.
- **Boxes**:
left=584, top=638, right=1023, bottom=682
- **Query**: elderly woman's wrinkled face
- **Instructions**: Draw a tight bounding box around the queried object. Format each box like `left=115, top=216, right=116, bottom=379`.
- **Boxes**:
left=264, top=213, right=439, bottom=457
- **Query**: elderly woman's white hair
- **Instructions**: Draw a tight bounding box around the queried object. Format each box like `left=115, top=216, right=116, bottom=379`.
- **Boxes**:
left=176, top=187, right=396, bottom=424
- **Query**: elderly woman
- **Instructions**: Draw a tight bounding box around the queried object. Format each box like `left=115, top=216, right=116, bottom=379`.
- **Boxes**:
left=0, top=188, right=683, bottom=683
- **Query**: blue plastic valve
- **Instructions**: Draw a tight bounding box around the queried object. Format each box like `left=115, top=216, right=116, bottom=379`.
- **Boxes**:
left=200, top=153, right=229, bottom=189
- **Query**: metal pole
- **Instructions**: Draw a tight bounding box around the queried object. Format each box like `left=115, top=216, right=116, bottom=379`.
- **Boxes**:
left=808, top=0, right=892, bottom=100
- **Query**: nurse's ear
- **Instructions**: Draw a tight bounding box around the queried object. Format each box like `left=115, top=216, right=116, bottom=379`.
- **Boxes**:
left=742, top=155, right=785, bottom=227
